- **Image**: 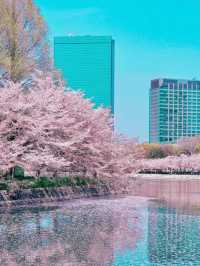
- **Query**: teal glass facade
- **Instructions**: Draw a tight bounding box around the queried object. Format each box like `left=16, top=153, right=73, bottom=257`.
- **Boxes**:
left=150, top=78, right=200, bottom=143
left=54, top=36, right=115, bottom=112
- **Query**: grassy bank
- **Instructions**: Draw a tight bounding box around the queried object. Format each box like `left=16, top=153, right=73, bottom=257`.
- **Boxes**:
left=0, top=167, right=100, bottom=192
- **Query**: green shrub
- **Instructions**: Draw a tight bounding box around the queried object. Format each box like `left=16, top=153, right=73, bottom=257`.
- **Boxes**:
left=31, top=176, right=75, bottom=189
left=0, top=175, right=94, bottom=190
left=32, top=176, right=55, bottom=189
left=14, top=166, right=24, bottom=180
left=75, top=176, right=87, bottom=186
left=0, top=182, right=9, bottom=191
left=58, top=177, right=74, bottom=186
left=23, top=176, right=35, bottom=180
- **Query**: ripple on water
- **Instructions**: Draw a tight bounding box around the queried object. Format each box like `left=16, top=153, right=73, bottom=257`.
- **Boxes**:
left=0, top=195, right=200, bottom=266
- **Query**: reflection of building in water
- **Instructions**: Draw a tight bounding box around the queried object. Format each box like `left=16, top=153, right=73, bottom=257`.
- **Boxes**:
left=148, top=204, right=200, bottom=264
left=0, top=200, right=140, bottom=266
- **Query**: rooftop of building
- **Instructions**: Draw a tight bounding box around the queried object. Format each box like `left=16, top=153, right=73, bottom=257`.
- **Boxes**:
left=54, top=35, right=114, bottom=44
left=151, top=78, right=200, bottom=89
left=152, top=78, right=200, bottom=83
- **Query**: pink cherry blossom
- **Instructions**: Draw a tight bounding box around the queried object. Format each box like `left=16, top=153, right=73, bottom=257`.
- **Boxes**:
left=0, top=74, right=137, bottom=184
left=138, top=154, right=200, bottom=174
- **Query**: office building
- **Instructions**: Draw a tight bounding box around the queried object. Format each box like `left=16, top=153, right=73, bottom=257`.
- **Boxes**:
left=54, top=36, right=115, bottom=112
left=150, top=78, right=200, bottom=143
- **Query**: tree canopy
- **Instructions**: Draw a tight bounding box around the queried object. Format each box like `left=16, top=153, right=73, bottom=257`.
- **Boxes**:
left=0, top=74, right=136, bottom=184
left=0, top=0, right=51, bottom=82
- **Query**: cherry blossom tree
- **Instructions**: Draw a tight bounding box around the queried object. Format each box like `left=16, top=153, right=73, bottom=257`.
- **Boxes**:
left=138, top=154, right=200, bottom=174
left=0, top=74, right=136, bottom=184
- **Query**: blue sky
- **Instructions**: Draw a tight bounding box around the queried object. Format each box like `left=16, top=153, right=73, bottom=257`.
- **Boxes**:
left=35, top=0, right=200, bottom=142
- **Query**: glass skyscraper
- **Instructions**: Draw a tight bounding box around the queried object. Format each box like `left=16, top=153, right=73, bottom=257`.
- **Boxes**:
left=54, top=36, right=115, bottom=113
left=150, top=78, right=200, bottom=143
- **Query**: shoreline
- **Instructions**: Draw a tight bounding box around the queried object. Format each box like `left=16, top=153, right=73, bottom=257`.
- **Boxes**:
left=134, top=173, right=200, bottom=180
left=2, top=174, right=200, bottom=208
left=0, top=184, right=114, bottom=208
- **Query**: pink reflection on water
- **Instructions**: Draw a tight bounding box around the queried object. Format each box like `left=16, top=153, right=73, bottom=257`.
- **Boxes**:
left=133, top=178, right=200, bottom=210
left=0, top=197, right=147, bottom=266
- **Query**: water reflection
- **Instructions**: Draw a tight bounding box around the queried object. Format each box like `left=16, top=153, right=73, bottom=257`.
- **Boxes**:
left=0, top=198, right=142, bottom=266
left=2, top=184, right=200, bottom=266
left=136, top=179, right=200, bottom=266
left=148, top=202, right=200, bottom=265
left=133, top=179, right=200, bottom=209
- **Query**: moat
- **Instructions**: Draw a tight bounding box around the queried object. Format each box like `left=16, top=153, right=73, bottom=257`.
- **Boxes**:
left=1, top=179, right=200, bottom=265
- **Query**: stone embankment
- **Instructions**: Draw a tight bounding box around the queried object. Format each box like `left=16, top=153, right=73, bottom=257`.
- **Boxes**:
left=0, top=184, right=112, bottom=207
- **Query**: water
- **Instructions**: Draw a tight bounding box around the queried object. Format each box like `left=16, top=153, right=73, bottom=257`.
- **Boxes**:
left=1, top=186, right=200, bottom=265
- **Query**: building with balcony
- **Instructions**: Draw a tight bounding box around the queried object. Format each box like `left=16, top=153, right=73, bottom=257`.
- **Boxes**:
left=150, top=78, right=200, bottom=143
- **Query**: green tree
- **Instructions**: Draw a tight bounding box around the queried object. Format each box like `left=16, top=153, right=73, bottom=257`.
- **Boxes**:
left=0, top=0, right=51, bottom=82
left=195, top=143, right=200, bottom=154
left=142, top=143, right=165, bottom=159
